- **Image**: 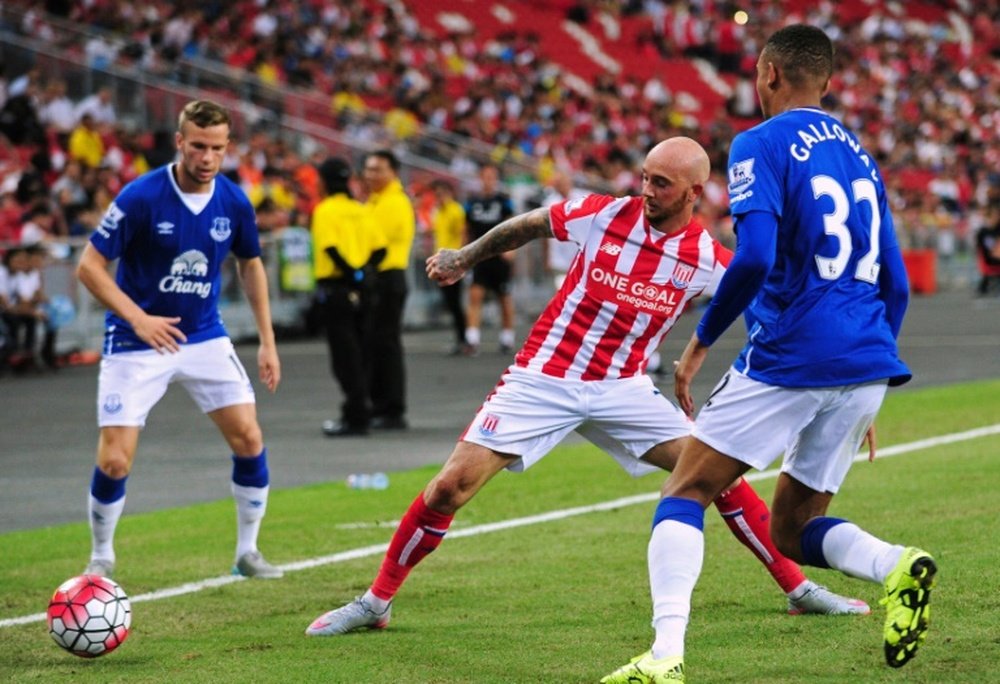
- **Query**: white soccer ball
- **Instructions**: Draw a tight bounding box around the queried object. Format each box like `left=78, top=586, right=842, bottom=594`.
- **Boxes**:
left=47, top=574, right=132, bottom=658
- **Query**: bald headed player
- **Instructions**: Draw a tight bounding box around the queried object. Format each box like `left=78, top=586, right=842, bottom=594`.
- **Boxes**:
left=306, top=136, right=867, bottom=638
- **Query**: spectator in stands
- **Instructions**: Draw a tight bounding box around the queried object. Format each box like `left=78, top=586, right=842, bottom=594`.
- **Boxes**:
left=145, top=129, right=177, bottom=169
left=541, top=170, right=587, bottom=290
left=429, top=178, right=470, bottom=356
left=0, top=247, right=20, bottom=367
left=0, top=248, right=10, bottom=369
left=37, top=78, right=77, bottom=134
left=363, top=149, right=414, bottom=430
left=19, top=202, right=56, bottom=245
left=0, top=76, right=45, bottom=147
left=3, top=0, right=996, bottom=306
left=102, top=126, right=151, bottom=183
left=51, top=158, right=89, bottom=225
left=74, top=86, right=117, bottom=127
left=0, top=176, right=24, bottom=243
left=68, top=113, right=105, bottom=169
left=464, top=162, right=516, bottom=355
left=248, top=165, right=296, bottom=220
left=2, top=244, right=55, bottom=369
left=15, top=150, right=53, bottom=207
left=975, top=209, right=1000, bottom=296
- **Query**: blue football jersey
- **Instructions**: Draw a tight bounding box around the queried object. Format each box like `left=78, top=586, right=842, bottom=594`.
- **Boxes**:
left=90, top=165, right=261, bottom=354
left=725, top=107, right=910, bottom=387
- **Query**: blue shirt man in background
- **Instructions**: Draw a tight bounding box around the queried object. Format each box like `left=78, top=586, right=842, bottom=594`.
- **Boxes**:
left=603, top=24, right=936, bottom=683
left=76, top=99, right=283, bottom=581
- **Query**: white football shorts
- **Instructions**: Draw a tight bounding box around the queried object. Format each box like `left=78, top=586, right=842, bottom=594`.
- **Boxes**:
left=693, top=368, right=888, bottom=494
left=97, top=337, right=256, bottom=427
left=461, top=365, right=691, bottom=477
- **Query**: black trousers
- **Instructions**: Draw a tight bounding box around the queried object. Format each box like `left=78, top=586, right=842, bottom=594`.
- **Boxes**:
left=3, top=313, right=55, bottom=364
left=318, top=280, right=372, bottom=428
left=440, top=280, right=466, bottom=345
left=368, top=269, right=408, bottom=419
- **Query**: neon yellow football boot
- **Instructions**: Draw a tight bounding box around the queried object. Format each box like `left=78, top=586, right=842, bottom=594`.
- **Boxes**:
left=881, top=547, right=937, bottom=668
left=600, top=651, right=685, bottom=683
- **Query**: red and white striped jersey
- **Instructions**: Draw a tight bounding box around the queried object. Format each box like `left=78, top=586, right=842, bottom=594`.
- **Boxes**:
left=515, top=194, right=731, bottom=380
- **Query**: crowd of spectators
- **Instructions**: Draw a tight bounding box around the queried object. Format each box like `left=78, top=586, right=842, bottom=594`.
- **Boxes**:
left=0, top=0, right=997, bottom=276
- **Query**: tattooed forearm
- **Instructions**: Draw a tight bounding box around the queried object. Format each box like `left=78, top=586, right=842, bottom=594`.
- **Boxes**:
left=460, top=207, right=552, bottom=268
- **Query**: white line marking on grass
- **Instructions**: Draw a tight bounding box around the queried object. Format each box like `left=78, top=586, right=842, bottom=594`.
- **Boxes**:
left=4, top=423, right=999, bottom=629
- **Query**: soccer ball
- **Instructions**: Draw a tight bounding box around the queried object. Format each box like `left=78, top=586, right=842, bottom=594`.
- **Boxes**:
left=47, top=575, right=132, bottom=658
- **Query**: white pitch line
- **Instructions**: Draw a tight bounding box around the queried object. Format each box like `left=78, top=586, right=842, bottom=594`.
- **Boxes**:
left=4, top=423, right=999, bottom=630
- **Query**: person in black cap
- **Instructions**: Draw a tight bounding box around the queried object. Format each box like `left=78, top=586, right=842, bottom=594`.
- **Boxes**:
left=311, top=157, right=387, bottom=436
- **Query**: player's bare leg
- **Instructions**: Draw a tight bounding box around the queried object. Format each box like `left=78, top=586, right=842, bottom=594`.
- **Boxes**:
left=606, top=439, right=746, bottom=680
left=464, top=284, right=486, bottom=353
left=498, top=292, right=516, bottom=352
left=209, top=403, right=282, bottom=578
left=307, top=441, right=515, bottom=636
left=85, top=426, right=141, bottom=578
left=776, top=472, right=936, bottom=667
left=642, top=440, right=867, bottom=615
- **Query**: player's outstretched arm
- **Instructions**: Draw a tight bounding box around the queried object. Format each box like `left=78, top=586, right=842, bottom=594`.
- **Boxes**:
left=426, top=207, right=552, bottom=285
left=236, top=256, right=280, bottom=392
left=76, top=243, right=187, bottom=353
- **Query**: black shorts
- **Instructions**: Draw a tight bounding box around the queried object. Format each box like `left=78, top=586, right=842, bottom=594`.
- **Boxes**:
left=472, top=257, right=512, bottom=296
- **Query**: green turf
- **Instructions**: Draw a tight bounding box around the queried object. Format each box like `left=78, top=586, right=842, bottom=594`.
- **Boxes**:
left=2, top=380, right=998, bottom=683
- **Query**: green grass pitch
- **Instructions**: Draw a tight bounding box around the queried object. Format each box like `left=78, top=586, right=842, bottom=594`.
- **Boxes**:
left=2, top=380, right=998, bottom=683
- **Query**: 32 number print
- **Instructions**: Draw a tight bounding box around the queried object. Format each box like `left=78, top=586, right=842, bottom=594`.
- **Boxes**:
left=811, top=175, right=881, bottom=283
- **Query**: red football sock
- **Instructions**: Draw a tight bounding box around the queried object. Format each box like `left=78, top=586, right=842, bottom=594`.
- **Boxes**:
left=712, top=478, right=806, bottom=594
left=370, top=493, right=454, bottom=601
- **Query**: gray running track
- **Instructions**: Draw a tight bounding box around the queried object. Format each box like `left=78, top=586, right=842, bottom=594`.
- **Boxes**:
left=1, top=291, right=998, bottom=533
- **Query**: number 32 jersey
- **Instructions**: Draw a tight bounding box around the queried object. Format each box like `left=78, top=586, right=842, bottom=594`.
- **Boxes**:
left=726, top=106, right=910, bottom=387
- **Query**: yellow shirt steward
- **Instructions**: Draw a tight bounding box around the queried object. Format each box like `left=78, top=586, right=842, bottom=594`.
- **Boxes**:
left=311, top=193, right=386, bottom=280
left=366, top=179, right=415, bottom=272
left=432, top=199, right=466, bottom=251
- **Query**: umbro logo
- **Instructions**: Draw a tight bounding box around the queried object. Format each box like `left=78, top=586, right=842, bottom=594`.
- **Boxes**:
left=157, top=222, right=174, bottom=234
left=598, top=242, right=623, bottom=256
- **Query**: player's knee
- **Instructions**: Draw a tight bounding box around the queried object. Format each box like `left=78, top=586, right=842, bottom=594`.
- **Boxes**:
left=227, top=423, right=263, bottom=456
left=97, top=454, right=130, bottom=479
left=423, top=474, right=470, bottom=515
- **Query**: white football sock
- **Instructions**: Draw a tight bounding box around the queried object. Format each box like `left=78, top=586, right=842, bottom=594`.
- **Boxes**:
left=649, top=520, right=704, bottom=660
left=363, top=589, right=390, bottom=612
left=821, top=521, right=904, bottom=583
left=499, top=328, right=515, bottom=348
left=232, top=483, right=269, bottom=560
left=465, top=327, right=481, bottom=346
left=88, top=495, right=126, bottom=562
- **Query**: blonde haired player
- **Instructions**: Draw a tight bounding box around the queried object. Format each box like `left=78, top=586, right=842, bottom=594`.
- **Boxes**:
left=76, top=100, right=282, bottom=580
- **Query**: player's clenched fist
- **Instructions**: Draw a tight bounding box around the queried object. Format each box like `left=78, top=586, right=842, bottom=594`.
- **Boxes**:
left=426, top=249, right=467, bottom=286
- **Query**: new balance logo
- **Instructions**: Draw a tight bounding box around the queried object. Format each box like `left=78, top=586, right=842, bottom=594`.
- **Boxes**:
left=598, top=242, right=623, bottom=256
